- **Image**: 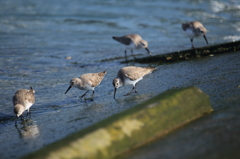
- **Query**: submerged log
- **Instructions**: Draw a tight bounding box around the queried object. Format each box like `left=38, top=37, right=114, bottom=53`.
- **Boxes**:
left=133, top=40, right=240, bottom=63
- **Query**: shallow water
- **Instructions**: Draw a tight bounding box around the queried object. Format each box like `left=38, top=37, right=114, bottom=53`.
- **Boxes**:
left=0, top=0, right=240, bottom=158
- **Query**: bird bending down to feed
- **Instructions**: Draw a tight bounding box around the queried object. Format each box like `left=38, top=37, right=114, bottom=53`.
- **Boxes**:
left=112, top=66, right=156, bottom=99
left=65, top=71, right=107, bottom=99
left=13, top=86, right=35, bottom=125
left=112, top=34, right=152, bottom=62
left=182, top=21, right=208, bottom=48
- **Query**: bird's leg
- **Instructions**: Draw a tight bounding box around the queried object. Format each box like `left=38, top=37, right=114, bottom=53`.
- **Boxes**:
left=90, top=90, right=94, bottom=101
left=15, top=117, right=19, bottom=126
left=20, top=115, right=24, bottom=121
left=133, top=83, right=138, bottom=93
left=124, top=50, right=128, bottom=63
left=190, top=38, right=195, bottom=49
left=27, top=109, right=31, bottom=119
left=131, top=50, right=137, bottom=60
left=124, top=86, right=135, bottom=96
left=80, top=90, right=89, bottom=99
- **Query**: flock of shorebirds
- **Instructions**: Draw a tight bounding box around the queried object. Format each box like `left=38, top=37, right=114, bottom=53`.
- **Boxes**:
left=13, top=21, right=208, bottom=125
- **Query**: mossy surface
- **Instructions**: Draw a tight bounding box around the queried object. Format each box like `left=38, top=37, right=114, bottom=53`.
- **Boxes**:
left=22, top=87, right=212, bottom=159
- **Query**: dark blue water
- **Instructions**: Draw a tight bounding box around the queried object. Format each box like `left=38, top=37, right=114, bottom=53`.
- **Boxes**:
left=0, top=0, right=240, bottom=158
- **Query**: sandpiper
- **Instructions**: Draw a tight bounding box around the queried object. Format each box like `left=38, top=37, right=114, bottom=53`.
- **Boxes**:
left=182, top=21, right=208, bottom=48
left=112, top=66, right=156, bottom=99
left=112, top=34, right=152, bottom=62
left=65, top=71, right=107, bottom=99
left=12, top=87, right=35, bottom=125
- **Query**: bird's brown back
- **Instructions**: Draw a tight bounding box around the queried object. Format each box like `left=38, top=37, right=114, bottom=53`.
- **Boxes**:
left=119, top=66, right=156, bottom=81
left=182, top=21, right=206, bottom=33
left=12, top=88, right=35, bottom=106
left=80, top=71, right=107, bottom=87
left=112, top=34, right=142, bottom=45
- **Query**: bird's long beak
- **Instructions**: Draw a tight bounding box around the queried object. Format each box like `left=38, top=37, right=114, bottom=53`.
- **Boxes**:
left=65, top=85, right=72, bottom=94
left=203, top=35, right=208, bottom=45
left=114, top=88, right=117, bottom=99
left=145, top=48, right=152, bottom=56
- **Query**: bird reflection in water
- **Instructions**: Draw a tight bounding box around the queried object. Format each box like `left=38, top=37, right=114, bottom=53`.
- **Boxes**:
left=15, top=119, right=40, bottom=139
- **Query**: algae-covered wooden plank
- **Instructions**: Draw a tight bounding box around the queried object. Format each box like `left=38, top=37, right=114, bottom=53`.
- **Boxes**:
left=133, top=40, right=240, bottom=63
left=22, top=87, right=213, bottom=159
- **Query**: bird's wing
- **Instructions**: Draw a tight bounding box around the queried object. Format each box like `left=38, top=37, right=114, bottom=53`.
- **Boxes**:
left=114, top=36, right=132, bottom=45
left=81, top=71, right=107, bottom=87
left=121, top=67, right=153, bottom=81
left=25, top=90, right=35, bottom=103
